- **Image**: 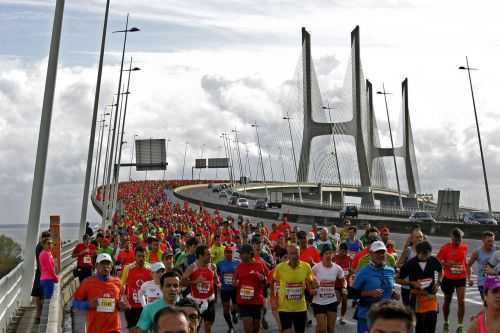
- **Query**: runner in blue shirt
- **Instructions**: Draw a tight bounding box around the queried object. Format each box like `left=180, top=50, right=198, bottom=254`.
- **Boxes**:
left=351, top=241, right=396, bottom=333
left=216, top=245, right=240, bottom=333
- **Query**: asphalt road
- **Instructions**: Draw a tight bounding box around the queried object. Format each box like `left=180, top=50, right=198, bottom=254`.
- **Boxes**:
left=167, top=186, right=487, bottom=333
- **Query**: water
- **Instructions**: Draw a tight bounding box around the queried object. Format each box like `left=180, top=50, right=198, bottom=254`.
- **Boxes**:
left=0, top=223, right=80, bottom=248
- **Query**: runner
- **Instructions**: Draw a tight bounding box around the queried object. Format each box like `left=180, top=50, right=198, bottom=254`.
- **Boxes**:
left=176, top=298, right=202, bottom=333
left=273, top=244, right=316, bottom=333
left=210, top=234, right=225, bottom=264
left=121, top=246, right=153, bottom=331
left=334, top=242, right=352, bottom=325
left=138, top=262, right=165, bottom=307
left=152, top=307, right=190, bottom=333
left=316, top=228, right=337, bottom=252
left=146, top=237, right=163, bottom=264
left=329, top=225, right=341, bottom=250
left=397, top=240, right=442, bottom=333
left=466, top=276, right=500, bottom=333
left=437, top=228, right=469, bottom=333
left=367, top=300, right=414, bottom=333
left=217, top=245, right=240, bottom=333
left=234, top=244, right=269, bottom=333
left=468, top=231, right=496, bottom=303
left=345, top=226, right=364, bottom=257
left=137, top=271, right=182, bottom=332
left=115, top=234, right=135, bottom=276
left=397, top=225, right=425, bottom=306
left=73, top=253, right=128, bottom=333
left=298, top=231, right=320, bottom=266
left=351, top=241, right=397, bottom=333
left=269, top=247, right=288, bottom=332
left=72, top=234, right=97, bottom=282
left=312, top=244, right=346, bottom=333
left=182, top=245, right=219, bottom=333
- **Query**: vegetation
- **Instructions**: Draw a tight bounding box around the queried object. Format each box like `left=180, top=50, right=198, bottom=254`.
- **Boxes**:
left=0, top=234, right=22, bottom=279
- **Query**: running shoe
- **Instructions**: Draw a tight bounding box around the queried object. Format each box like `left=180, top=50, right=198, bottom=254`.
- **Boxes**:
left=456, top=325, right=464, bottom=333
left=262, top=318, right=269, bottom=330
left=443, top=322, right=449, bottom=333
left=339, top=317, right=347, bottom=325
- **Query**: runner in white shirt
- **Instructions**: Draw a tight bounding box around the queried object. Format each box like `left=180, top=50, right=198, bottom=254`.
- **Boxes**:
left=138, top=262, right=165, bottom=307
left=312, top=244, right=346, bottom=333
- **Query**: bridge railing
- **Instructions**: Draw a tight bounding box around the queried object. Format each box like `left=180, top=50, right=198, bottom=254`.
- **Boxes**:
left=0, top=240, right=77, bottom=333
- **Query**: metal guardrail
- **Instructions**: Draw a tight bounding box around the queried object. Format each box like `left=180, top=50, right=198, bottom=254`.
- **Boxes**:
left=0, top=240, right=77, bottom=333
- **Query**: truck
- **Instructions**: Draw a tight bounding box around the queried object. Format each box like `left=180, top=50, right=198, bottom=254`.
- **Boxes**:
left=268, top=191, right=283, bottom=209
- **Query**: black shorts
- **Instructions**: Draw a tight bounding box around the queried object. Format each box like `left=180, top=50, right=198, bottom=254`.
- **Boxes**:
left=124, top=308, right=142, bottom=328
left=312, top=302, right=338, bottom=315
left=441, top=278, right=466, bottom=295
left=239, top=304, right=263, bottom=320
left=31, top=270, right=42, bottom=298
left=220, top=289, right=236, bottom=303
left=279, top=311, right=307, bottom=333
left=201, top=300, right=216, bottom=323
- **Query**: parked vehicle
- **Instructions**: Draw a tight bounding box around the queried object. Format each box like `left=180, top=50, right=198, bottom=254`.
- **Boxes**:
left=212, top=186, right=220, bottom=193
left=463, top=211, right=498, bottom=225
left=268, top=191, right=283, bottom=208
left=219, top=190, right=228, bottom=198
left=236, top=198, right=249, bottom=208
left=339, top=205, right=358, bottom=221
left=254, top=198, right=268, bottom=210
left=409, top=211, right=436, bottom=223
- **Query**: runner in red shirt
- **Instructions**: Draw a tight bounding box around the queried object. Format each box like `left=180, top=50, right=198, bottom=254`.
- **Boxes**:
left=120, top=246, right=153, bottom=331
left=235, top=244, right=269, bottom=333
left=277, top=218, right=291, bottom=233
left=72, top=234, right=96, bottom=282
left=73, top=253, right=128, bottom=333
left=298, top=231, right=320, bottom=266
left=437, top=228, right=469, bottom=333
left=269, top=224, right=282, bottom=244
left=115, top=236, right=135, bottom=276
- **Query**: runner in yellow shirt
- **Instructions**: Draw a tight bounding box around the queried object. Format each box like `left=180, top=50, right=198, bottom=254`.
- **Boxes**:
left=273, top=245, right=316, bottom=333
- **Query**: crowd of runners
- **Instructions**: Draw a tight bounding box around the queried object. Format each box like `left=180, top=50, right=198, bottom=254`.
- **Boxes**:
left=48, top=180, right=500, bottom=333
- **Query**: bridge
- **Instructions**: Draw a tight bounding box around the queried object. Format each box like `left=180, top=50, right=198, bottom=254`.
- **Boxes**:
left=1, top=1, right=495, bottom=333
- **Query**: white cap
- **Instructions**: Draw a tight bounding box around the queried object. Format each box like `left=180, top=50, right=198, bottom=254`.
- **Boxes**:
left=307, top=232, right=315, bottom=241
left=151, top=262, right=166, bottom=273
left=370, top=241, right=387, bottom=253
left=96, top=253, right=113, bottom=264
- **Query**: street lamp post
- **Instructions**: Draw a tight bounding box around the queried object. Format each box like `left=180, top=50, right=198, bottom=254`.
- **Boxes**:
left=459, top=58, right=492, bottom=213
left=251, top=122, right=269, bottom=200
left=103, top=14, right=139, bottom=227
left=244, top=143, right=252, bottom=180
left=79, top=0, right=111, bottom=238
left=101, top=102, right=116, bottom=202
left=92, top=117, right=106, bottom=192
left=129, top=134, right=138, bottom=180
left=278, top=146, right=286, bottom=182
left=322, top=105, right=344, bottom=206
left=181, top=142, right=189, bottom=181
left=377, top=85, right=403, bottom=209
left=265, top=147, right=275, bottom=182
left=220, top=134, right=232, bottom=183
left=283, top=113, right=303, bottom=202
left=198, top=144, right=205, bottom=180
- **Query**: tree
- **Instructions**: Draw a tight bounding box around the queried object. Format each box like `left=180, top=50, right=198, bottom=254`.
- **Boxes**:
left=0, top=234, right=22, bottom=278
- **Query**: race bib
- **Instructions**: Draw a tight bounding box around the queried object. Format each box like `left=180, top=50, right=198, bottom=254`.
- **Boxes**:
left=223, top=273, right=234, bottom=286
left=285, top=283, right=303, bottom=300
left=318, top=281, right=336, bottom=299
left=240, top=285, right=255, bottom=300
left=96, top=297, right=115, bottom=313
left=146, top=296, right=160, bottom=304
left=418, top=278, right=433, bottom=289
left=450, top=265, right=464, bottom=274
left=197, top=282, right=210, bottom=294
left=83, top=255, right=92, bottom=265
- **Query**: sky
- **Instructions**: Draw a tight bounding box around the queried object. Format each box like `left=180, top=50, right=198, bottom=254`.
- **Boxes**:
left=1, top=0, right=500, bottom=228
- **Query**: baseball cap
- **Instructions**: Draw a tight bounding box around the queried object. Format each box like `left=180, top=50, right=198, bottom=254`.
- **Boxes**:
left=484, top=276, right=500, bottom=290
left=151, top=262, right=166, bottom=273
left=370, top=241, right=387, bottom=253
left=96, top=253, right=113, bottom=264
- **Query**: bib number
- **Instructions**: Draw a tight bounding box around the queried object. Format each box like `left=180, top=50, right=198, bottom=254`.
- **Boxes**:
left=83, top=255, right=92, bottom=265
left=318, top=281, right=336, bottom=299
left=197, top=282, right=210, bottom=294
left=240, top=285, right=255, bottom=300
left=450, top=265, right=464, bottom=274
left=96, top=298, right=115, bottom=313
left=286, top=283, right=303, bottom=300
left=223, top=273, right=234, bottom=286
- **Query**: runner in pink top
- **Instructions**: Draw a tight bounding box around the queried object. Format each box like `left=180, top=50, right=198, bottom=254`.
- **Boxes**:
left=39, top=238, right=58, bottom=299
left=467, top=276, right=500, bottom=333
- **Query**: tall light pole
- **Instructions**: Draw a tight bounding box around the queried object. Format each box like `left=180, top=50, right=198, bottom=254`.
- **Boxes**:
left=377, top=85, right=403, bottom=209
left=198, top=144, right=206, bottom=180
left=79, top=0, right=111, bottom=238
left=92, top=117, right=106, bottom=192
left=459, top=58, right=492, bottom=213
left=244, top=143, right=253, bottom=180
left=22, top=0, right=65, bottom=304
left=215, top=145, right=223, bottom=179
left=278, top=146, right=286, bottom=182
left=283, top=113, right=303, bottom=202
left=222, top=133, right=235, bottom=186
left=232, top=129, right=246, bottom=191
left=129, top=134, right=138, bottom=180
left=322, top=105, right=344, bottom=205
left=265, top=147, right=275, bottom=182
left=111, top=59, right=140, bottom=214
left=103, top=15, right=139, bottom=227
left=93, top=115, right=109, bottom=191
left=181, top=142, right=189, bottom=181
left=163, top=138, right=171, bottom=181
left=251, top=122, right=269, bottom=200
left=220, top=134, right=232, bottom=183
left=101, top=102, right=116, bottom=202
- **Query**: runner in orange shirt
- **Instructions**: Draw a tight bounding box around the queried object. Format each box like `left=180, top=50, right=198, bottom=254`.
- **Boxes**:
left=73, top=253, right=129, bottom=333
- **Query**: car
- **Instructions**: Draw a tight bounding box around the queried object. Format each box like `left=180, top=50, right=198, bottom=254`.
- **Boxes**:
left=212, top=186, right=220, bottom=193
left=219, top=190, right=228, bottom=198
left=228, top=196, right=238, bottom=205
left=409, top=211, right=436, bottom=223
left=236, top=198, right=249, bottom=208
left=339, top=205, right=358, bottom=221
left=254, top=198, right=268, bottom=210
left=463, top=211, right=498, bottom=225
